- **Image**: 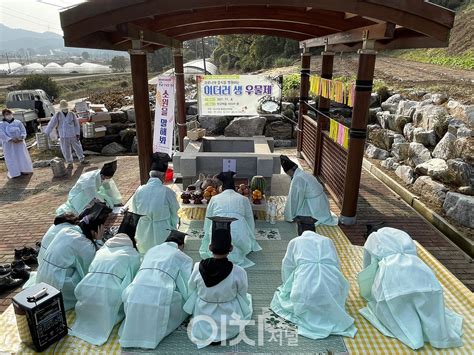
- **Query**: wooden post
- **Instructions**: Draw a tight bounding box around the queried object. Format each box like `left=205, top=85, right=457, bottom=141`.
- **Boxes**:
left=313, top=51, right=334, bottom=176
left=340, top=49, right=377, bottom=225
left=174, top=46, right=187, bottom=152
left=296, top=48, right=311, bottom=158
left=129, top=44, right=152, bottom=185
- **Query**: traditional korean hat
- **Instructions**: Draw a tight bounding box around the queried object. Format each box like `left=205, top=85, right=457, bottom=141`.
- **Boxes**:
left=216, top=171, right=235, bottom=190
left=117, top=211, right=143, bottom=248
left=280, top=155, right=297, bottom=172
left=79, top=199, right=112, bottom=225
left=150, top=152, right=172, bottom=172
left=100, top=160, right=118, bottom=177
left=165, top=229, right=189, bottom=246
left=208, top=216, right=237, bottom=254
left=294, top=215, right=317, bottom=235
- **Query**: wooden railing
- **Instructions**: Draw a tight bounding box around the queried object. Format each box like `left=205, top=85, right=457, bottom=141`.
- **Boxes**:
left=301, top=115, right=317, bottom=169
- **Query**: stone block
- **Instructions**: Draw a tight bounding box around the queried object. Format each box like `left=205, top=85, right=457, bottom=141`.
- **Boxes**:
left=413, top=176, right=448, bottom=206
left=443, top=192, right=474, bottom=228
left=395, top=165, right=415, bottom=185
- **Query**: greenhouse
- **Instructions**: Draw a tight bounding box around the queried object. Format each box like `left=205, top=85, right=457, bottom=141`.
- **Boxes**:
left=5, top=62, right=112, bottom=75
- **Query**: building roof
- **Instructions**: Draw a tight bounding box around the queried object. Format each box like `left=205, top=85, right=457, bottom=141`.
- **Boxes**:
left=59, top=0, right=455, bottom=52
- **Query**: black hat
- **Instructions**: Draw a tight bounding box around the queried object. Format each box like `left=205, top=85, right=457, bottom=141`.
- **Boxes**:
left=150, top=152, right=172, bottom=172
left=118, top=211, right=143, bottom=239
left=79, top=199, right=112, bottom=225
left=165, top=229, right=188, bottom=246
left=208, top=216, right=237, bottom=254
left=294, top=216, right=317, bottom=235
left=280, top=155, right=297, bottom=173
left=100, top=160, right=118, bottom=177
left=216, top=171, right=235, bottom=190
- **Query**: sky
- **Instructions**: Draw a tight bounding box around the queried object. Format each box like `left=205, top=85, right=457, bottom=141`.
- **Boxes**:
left=0, top=0, right=86, bottom=35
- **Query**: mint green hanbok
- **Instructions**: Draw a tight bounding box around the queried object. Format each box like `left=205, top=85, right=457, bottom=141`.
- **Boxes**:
left=56, top=170, right=122, bottom=216
left=119, top=242, right=193, bottom=349
left=271, top=231, right=356, bottom=339
left=284, top=168, right=338, bottom=226
left=183, top=262, right=253, bottom=348
left=36, top=225, right=97, bottom=310
left=23, top=222, right=75, bottom=289
left=128, top=178, right=179, bottom=254
left=358, top=227, right=463, bottom=350
left=69, top=234, right=140, bottom=346
left=200, top=189, right=262, bottom=268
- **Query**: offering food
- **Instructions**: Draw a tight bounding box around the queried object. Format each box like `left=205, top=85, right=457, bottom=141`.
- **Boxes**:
left=237, top=184, right=250, bottom=196
left=192, top=191, right=203, bottom=204
left=181, top=191, right=191, bottom=204
left=252, top=189, right=263, bottom=204
left=203, top=186, right=218, bottom=200
left=250, top=176, right=266, bottom=194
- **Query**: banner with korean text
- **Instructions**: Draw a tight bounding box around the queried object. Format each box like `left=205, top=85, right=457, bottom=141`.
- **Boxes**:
left=197, top=75, right=282, bottom=116
left=153, top=76, right=175, bottom=155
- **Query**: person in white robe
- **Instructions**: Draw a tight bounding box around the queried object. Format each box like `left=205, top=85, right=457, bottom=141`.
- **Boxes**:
left=280, top=155, right=338, bottom=226
left=0, top=108, right=33, bottom=178
left=44, top=99, right=87, bottom=167
left=271, top=216, right=356, bottom=339
left=200, top=171, right=261, bottom=268
left=128, top=153, right=179, bottom=254
left=185, top=218, right=253, bottom=348
left=23, top=213, right=79, bottom=289
left=358, top=227, right=463, bottom=350
left=36, top=202, right=111, bottom=310
left=70, top=233, right=140, bottom=345
left=119, top=230, right=193, bottom=349
left=56, top=160, right=121, bottom=216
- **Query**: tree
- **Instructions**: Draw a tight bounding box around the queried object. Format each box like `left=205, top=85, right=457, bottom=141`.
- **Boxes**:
left=18, top=74, right=60, bottom=99
left=110, top=56, right=127, bottom=72
left=81, top=51, right=90, bottom=60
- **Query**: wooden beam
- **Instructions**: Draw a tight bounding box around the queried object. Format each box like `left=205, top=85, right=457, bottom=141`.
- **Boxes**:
left=301, top=22, right=395, bottom=48
left=175, top=28, right=310, bottom=42
left=174, top=48, right=187, bottom=152
left=116, top=23, right=181, bottom=48
left=64, top=31, right=132, bottom=52
left=297, top=51, right=311, bottom=158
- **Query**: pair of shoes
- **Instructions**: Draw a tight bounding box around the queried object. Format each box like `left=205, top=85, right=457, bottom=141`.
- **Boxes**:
left=0, top=264, right=12, bottom=275
left=0, top=273, right=24, bottom=295
left=14, top=246, right=38, bottom=266
left=11, top=260, right=31, bottom=280
left=80, top=160, right=90, bottom=165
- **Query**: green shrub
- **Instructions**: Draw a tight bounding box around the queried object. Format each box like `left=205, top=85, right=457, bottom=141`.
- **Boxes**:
left=219, top=53, right=230, bottom=69
left=282, top=74, right=300, bottom=97
left=18, top=74, right=60, bottom=98
left=274, top=58, right=294, bottom=67
left=120, top=80, right=128, bottom=88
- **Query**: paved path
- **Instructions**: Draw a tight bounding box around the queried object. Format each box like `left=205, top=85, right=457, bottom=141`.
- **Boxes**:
left=0, top=152, right=472, bottom=314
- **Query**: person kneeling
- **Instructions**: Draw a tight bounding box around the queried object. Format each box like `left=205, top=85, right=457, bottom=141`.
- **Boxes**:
left=185, top=217, right=253, bottom=348
left=358, top=227, right=463, bottom=350
left=119, top=230, right=192, bottom=349
left=70, top=212, right=142, bottom=345
left=271, top=216, right=356, bottom=339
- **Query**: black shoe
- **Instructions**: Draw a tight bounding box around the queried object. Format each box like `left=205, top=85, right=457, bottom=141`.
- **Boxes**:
left=22, top=254, right=38, bottom=266
left=0, top=274, right=24, bottom=294
left=0, top=264, right=12, bottom=276
left=11, top=260, right=31, bottom=280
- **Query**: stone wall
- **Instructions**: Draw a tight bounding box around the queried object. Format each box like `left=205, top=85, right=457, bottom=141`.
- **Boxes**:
left=365, top=93, right=473, bottom=228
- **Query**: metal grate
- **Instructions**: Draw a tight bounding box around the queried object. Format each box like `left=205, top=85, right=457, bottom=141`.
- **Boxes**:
left=319, top=132, right=348, bottom=206
left=301, top=115, right=317, bottom=169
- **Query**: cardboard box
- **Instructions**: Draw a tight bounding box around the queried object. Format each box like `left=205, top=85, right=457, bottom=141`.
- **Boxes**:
left=90, top=112, right=111, bottom=125
left=94, top=126, right=106, bottom=137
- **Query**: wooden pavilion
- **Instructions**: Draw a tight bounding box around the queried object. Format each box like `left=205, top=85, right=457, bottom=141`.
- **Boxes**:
left=59, top=0, right=455, bottom=224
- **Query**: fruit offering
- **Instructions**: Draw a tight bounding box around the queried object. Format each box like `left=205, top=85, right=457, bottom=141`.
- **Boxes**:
left=192, top=191, right=203, bottom=204
left=252, top=189, right=263, bottom=204
left=203, top=186, right=218, bottom=200
left=237, top=184, right=250, bottom=196
left=250, top=176, right=267, bottom=194
left=181, top=191, right=191, bottom=204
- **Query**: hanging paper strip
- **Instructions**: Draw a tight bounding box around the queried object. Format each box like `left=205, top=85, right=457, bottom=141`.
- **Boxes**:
left=329, top=119, right=338, bottom=142
left=337, top=123, right=345, bottom=146
left=343, top=126, right=349, bottom=149
left=308, top=75, right=355, bottom=107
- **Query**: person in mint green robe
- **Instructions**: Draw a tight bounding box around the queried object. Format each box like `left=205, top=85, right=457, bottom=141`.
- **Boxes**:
left=119, top=231, right=193, bottom=349
left=128, top=153, right=179, bottom=254
left=200, top=171, right=261, bottom=268
left=270, top=219, right=356, bottom=339
left=70, top=233, right=140, bottom=346
left=23, top=213, right=79, bottom=289
left=185, top=219, right=252, bottom=348
left=36, top=202, right=110, bottom=310
left=358, top=227, right=463, bottom=350
left=280, top=155, right=338, bottom=226
left=56, top=160, right=121, bottom=216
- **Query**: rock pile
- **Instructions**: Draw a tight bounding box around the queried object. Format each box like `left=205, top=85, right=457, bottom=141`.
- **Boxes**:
left=365, top=93, right=473, bottom=228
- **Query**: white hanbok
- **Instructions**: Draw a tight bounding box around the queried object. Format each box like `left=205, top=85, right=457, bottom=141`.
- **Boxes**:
left=0, top=119, right=33, bottom=178
left=271, top=231, right=356, bottom=339
left=358, top=227, right=463, bottom=350
left=119, top=242, right=193, bottom=349
left=184, top=262, right=253, bottom=348
left=200, top=190, right=262, bottom=268
left=36, top=225, right=97, bottom=310
left=284, top=168, right=338, bottom=226
left=56, top=169, right=122, bottom=216
left=23, top=222, right=75, bottom=289
left=128, top=178, right=179, bottom=254
left=70, top=234, right=140, bottom=345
